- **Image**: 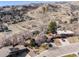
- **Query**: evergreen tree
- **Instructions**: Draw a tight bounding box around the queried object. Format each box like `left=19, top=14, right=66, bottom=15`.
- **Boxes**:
left=48, top=21, right=57, bottom=34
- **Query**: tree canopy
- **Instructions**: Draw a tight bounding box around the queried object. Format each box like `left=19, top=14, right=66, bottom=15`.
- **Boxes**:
left=48, top=21, right=57, bottom=34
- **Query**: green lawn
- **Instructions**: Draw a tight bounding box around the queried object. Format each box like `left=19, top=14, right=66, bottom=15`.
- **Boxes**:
left=63, top=54, right=77, bottom=57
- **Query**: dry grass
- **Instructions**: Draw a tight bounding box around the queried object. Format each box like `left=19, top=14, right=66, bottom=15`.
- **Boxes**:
left=34, top=43, right=49, bottom=54
left=67, top=36, right=79, bottom=43
left=63, top=54, right=77, bottom=57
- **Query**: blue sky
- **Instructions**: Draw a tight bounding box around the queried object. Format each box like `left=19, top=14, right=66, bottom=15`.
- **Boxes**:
left=0, top=1, right=67, bottom=6
left=0, top=1, right=43, bottom=6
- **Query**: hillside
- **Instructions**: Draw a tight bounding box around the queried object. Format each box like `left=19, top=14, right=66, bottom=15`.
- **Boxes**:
left=0, top=1, right=79, bottom=49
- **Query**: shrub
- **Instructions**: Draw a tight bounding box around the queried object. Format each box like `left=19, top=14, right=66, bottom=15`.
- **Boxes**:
left=41, top=43, right=48, bottom=49
left=30, top=39, right=36, bottom=47
left=49, top=44, right=52, bottom=47
left=32, top=31, right=39, bottom=36
left=3, top=39, right=12, bottom=46
left=70, top=18, right=78, bottom=24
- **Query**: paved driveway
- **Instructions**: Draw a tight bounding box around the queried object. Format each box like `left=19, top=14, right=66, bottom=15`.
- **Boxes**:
left=36, top=43, right=79, bottom=57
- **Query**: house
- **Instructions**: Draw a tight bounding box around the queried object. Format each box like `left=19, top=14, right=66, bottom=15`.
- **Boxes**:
left=57, top=30, right=74, bottom=35
left=57, top=30, right=74, bottom=37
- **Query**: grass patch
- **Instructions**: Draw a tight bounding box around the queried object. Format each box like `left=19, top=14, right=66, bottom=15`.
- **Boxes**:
left=63, top=54, right=77, bottom=57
